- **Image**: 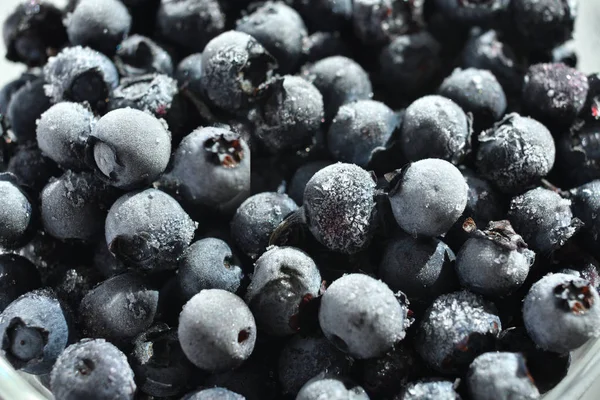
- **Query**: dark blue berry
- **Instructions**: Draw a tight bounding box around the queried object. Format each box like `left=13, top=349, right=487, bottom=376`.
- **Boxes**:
left=0, top=254, right=41, bottom=313
left=114, top=34, right=173, bottom=77
left=6, top=78, right=51, bottom=143
left=0, top=173, right=35, bottom=249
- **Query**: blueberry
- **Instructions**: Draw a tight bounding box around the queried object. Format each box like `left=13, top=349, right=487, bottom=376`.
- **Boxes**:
left=43, top=46, right=119, bottom=112
left=555, top=121, right=600, bottom=187
left=176, top=53, right=203, bottom=96
left=379, top=32, right=441, bottom=98
left=278, top=335, right=350, bottom=396
left=200, top=31, right=277, bottom=114
left=0, top=289, right=70, bottom=375
left=352, top=0, right=421, bottom=46
left=105, top=189, right=196, bottom=270
left=231, top=192, right=298, bottom=260
left=7, top=144, right=61, bottom=192
left=456, top=220, right=535, bottom=296
left=301, top=32, right=352, bottom=63
left=571, top=180, right=600, bottom=250
left=475, top=113, right=555, bottom=194
left=389, top=158, right=468, bottom=237
left=328, top=100, right=399, bottom=167
left=0, top=73, right=37, bottom=116
left=319, top=273, right=410, bottom=359
left=79, top=272, right=159, bottom=341
left=2, top=1, right=67, bottom=66
left=114, top=34, right=173, bottom=77
left=50, top=339, right=136, bottom=400
left=508, top=187, right=581, bottom=254
left=400, top=96, right=471, bottom=164
left=379, top=233, right=458, bottom=302
left=523, top=273, right=600, bottom=352
left=183, top=388, right=245, bottom=400
left=245, top=246, right=321, bottom=336
left=162, top=126, right=251, bottom=213
left=36, top=102, right=95, bottom=170
left=0, top=254, right=41, bottom=313
left=438, top=68, right=507, bottom=130
left=236, top=2, right=307, bottom=74
left=396, top=380, right=461, bottom=400
left=178, top=289, right=256, bottom=372
left=178, top=238, right=243, bottom=300
left=416, top=290, right=501, bottom=374
left=85, top=108, right=171, bottom=190
left=6, top=78, right=51, bottom=143
left=41, top=171, right=118, bottom=242
left=288, top=161, right=332, bottom=205
left=65, top=0, right=132, bottom=55
left=0, top=174, right=35, bottom=249
left=303, top=56, right=372, bottom=121
left=296, top=374, right=369, bottom=400
left=109, top=74, right=178, bottom=119
left=434, top=0, right=509, bottom=25
left=157, top=0, right=225, bottom=53
left=93, top=241, right=126, bottom=279
left=289, top=0, right=352, bottom=32
left=522, top=63, right=588, bottom=128
left=467, top=352, right=540, bottom=400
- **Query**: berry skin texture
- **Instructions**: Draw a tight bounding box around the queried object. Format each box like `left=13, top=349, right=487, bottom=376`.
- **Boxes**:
left=319, top=273, right=410, bottom=359
left=176, top=53, right=203, bottom=95
left=523, top=273, right=600, bottom=353
left=64, top=0, right=132, bottom=56
left=245, top=246, right=321, bottom=336
left=476, top=113, right=555, bottom=194
left=0, top=176, right=34, bottom=249
left=0, top=255, right=41, bottom=313
left=508, top=187, right=581, bottom=254
left=556, top=121, right=600, bottom=187
left=114, top=35, right=173, bottom=77
left=522, top=63, right=589, bottom=128
left=352, top=0, right=420, bottom=46
left=6, top=144, right=62, bottom=192
left=178, top=238, right=243, bottom=300
left=183, top=388, right=245, bottom=400
left=105, top=189, right=196, bottom=270
left=109, top=74, right=178, bottom=119
left=50, top=339, right=136, bottom=400
left=86, top=108, right=171, bottom=190
left=303, top=163, right=376, bottom=254
left=400, top=95, right=471, bottom=164
left=288, top=161, right=332, bottom=205
left=467, top=352, right=539, bottom=400
left=7, top=78, right=51, bottom=143
left=571, top=180, right=600, bottom=248
left=303, top=56, right=373, bottom=121
left=328, top=100, right=400, bottom=167
left=0, top=289, right=70, bottom=375
left=416, top=290, right=501, bottom=374
left=0, top=73, right=37, bottom=116
left=397, top=380, right=461, bottom=400
left=178, top=289, right=256, bottom=372
left=389, top=158, right=468, bottom=237
left=236, top=2, right=307, bottom=74
left=36, top=102, right=95, bottom=170
left=296, top=375, right=369, bottom=400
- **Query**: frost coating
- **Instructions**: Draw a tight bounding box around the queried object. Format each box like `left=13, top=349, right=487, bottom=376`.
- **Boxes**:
left=297, top=375, right=369, bottom=400
left=110, top=74, right=178, bottom=118
left=0, top=180, right=33, bottom=249
left=399, top=380, right=460, bottom=400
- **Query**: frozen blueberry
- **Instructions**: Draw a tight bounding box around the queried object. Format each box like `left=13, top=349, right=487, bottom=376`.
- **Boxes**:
left=245, top=246, right=321, bottom=336
left=278, top=335, right=350, bottom=396
left=289, top=0, right=352, bottom=32
left=65, top=0, right=132, bottom=55
left=389, top=159, right=468, bottom=237
left=0, top=255, right=41, bottom=313
left=556, top=121, right=600, bottom=187
left=0, top=73, right=37, bottom=116
left=2, top=1, right=67, bottom=66
left=400, top=96, right=471, bottom=164
left=288, top=161, right=332, bottom=205
left=571, top=180, right=600, bottom=249
left=36, top=102, right=95, bottom=170
left=6, top=78, right=51, bottom=143
left=379, top=233, right=458, bottom=302
left=109, top=74, right=178, bottom=119
left=161, top=126, right=251, bottom=214
left=416, top=290, right=501, bottom=374
left=79, top=272, right=159, bottom=341
left=178, top=238, right=243, bottom=300
left=522, top=63, right=588, bottom=128
left=512, top=0, right=576, bottom=51
left=183, top=388, right=245, bottom=400
left=508, top=187, right=581, bottom=254
left=41, top=171, right=117, bottom=242
left=319, top=273, right=410, bottom=359
left=179, top=289, right=256, bottom=372
left=328, top=100, right=399, bottom=167
left=157, top=0, right=225, bottom=53
left=231, top=192, right=298, bottom=260
left=7, top=144, right=61, bottom=192
left=523, top=273, right=600, bottom=352
left=303, top=56, right=372, bottom=121
left=352, top=0, right=423, bottom=46
left=236, top=2, right=307, bottom=73
left=456, top=220, right=535, bottom=296
left=301, top=32, right=352, bottom=63
left=200, top=31, right=277, bottom=114
left=296, top=374, right=369, bottom=400
left=105, top=189, right=196, bottom=270
left=50, top=339, right=136, bottom=400
left=476, top=113, right=555, bottom=193
left=0, top=174, right=35, bottom=249
left=439, top=68, right=507, bottom=130
left=176, top=53, right=203, bottom=96
left=85, top=108, right=171, bottom=190
left=434, top=0, right=509, bottom=25
left=0, top=289, right=70, bottom=375
left=43, top=46, right=120, bottom=112
left=379, top=32, right=441, bottom=98
left=396, top=380, right=461, bottom=400
left=467, top=352, right=540, bottom=400
left=114, top=34, right=173, bottom=77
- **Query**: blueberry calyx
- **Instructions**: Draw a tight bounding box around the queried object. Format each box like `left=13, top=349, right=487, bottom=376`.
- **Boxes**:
left=203, top=134, right=244, bottom=168
left=472, top=220, right=530, bottom=252
left=109, top=232, right=159, bottom=266
left=75, top=358, right=95, bottom=376
left=67, top=69, right=109, bottom=110
left=239, top=41, right=277, bottom=95
left=553, top=280, right=594, bottom=315
left=2, top=318, right=48, bottom=367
